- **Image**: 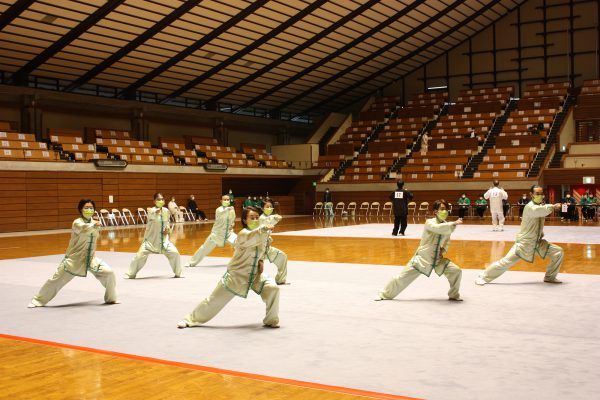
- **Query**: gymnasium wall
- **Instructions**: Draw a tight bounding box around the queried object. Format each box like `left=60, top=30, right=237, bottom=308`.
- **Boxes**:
left=386, top=0, right=599, bottom=101
left=0, top=170, right=309, bottom=233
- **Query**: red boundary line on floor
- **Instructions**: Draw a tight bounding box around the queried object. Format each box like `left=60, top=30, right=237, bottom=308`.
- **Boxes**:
left=0, top=333, right=421, bottom=400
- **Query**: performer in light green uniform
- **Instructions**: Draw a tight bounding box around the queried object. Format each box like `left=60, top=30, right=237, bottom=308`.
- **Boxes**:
left=126, top=192, right=182, bottom=278
left=178, top=206, right=280, bottom=328
left=475, top=185, right=563, bottom=285
left=259, top=200, right=288, bottom=285
left=375, top=199, right=464, bottom=302
left=185, top=194, right=236, bottom=268
left=28, top=199, right=118, bottom=307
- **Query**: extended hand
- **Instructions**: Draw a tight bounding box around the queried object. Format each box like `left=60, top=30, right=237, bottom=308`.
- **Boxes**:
left=454, top=218, right=463, bottom=225
left=553, top=203, right=562, bottom=209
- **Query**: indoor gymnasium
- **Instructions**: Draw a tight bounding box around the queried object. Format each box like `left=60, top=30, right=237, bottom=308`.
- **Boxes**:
left=0, top=1, right=599, bottom=399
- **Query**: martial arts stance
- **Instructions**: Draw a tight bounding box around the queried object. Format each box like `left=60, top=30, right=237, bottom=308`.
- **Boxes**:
left=184, top=194, right=235, bottom=268
left=126, top=192, right=182, bottom=278
left=259, top=201, right=288, bottom=284
left=375, top=199, right=463, bottom=302
left=475, top=185, right=563, bottom=285
left=390, top=180, right=413, bottom=236
left=28, top=199, right=118, bottom=307
left=484, top=180, right=508, bottom=231
left=177, top=206, right=280, bottom=328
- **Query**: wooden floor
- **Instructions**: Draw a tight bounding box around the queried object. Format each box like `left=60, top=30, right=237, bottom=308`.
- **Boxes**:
left=1, top=215, right=599, bottom=400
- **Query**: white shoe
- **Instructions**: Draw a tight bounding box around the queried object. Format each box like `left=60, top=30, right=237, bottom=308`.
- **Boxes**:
left=183, top=264, right=192, bottom=268
left=499, top=226, right=504, bottom=231
left=27, top=302, right=41, bottom=308
left=123, top=273, right=134, bottom=279
left=177, top=320, right=189, bottom=329
left=475, top=277, right=487, bottom=286
left=492, top=227, right=498, bottom=231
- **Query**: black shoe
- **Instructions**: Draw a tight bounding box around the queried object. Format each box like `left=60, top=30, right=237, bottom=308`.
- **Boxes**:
left=392, top=233, right=397, bottom=236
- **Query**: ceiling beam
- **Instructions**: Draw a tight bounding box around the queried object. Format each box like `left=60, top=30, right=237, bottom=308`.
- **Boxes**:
left=299, top=0, right=497, bottom=116
left=0, top=0, right=35, bottom=32
left=9, top=0, right=125, bottom=85
left=204, top=0, right=381, bottom=105
left=237, top=0, right=427, bottom=111
left=159, top=0, right=329, bottom=104
left=275, top=0, right=465, bottom=113
left=63, top=0, right=203, bottom=92
left=117, top=0, right=269, bottom=100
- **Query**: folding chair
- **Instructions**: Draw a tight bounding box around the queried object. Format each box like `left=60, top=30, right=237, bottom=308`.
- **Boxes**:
left=417, top=202, right=429, bottom=217
left=94, top=211, right=104, bottom=227
left=111, top=208, right=126, bottom=225
left=346, top=202, right=357, bottom=216
left=408, top=201, right=417, bottom=216
left=121, top=208, right=136, bottom=225
left=358, top=202, right=370, bottom=216
left=370, top=202, right=381, bottom=216
left=179, top=206, right=192, bottom=221
left=100, top=209, right=116, bottom=226
left=313, top=202, right=323, bottom=215
left=334, top=202, right=345, bottom=216
left=137, top=207, right=148, bottom=224
left=382, top=201, right=393, bottom=215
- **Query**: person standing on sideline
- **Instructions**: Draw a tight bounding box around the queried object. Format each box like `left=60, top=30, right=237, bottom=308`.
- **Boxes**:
left=517, top=193, right=528, bottom=219
left=475, top=195, right=487, bottom=218
left=484, top=180, right=508, bottom=231
left=187, top=195, right=207, bottom=221
left=323, top=188, right=334, bottom=217
left=126, top=193, right=182, bottom=279
left=390, top=180, right=413, bottom=236
left=475, top=185, right=563, bottom=285
left=375, top=199, right=463, bottom=301
left=184, top=194, right=235, bottom=268
left=177, top=206, right=280, bottom=329
left=28, top=199, right=119, bottom=308
left=259, top=201, right=288, bottom=285
left=457, top=193, right=470, bottom=219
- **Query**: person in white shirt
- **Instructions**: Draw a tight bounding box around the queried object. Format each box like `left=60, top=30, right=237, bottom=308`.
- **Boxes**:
left=168, top=197, right=184, bottom=223
left=484, top=180, right=508, bottom=231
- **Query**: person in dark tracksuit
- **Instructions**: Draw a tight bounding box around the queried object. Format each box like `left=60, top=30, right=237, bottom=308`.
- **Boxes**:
left=390, top=180, right=413, bottom=236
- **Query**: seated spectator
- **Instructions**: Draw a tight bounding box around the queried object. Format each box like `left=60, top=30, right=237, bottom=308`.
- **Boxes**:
left=457, top=193, right=470, bottom=219
left=517, top=193, right=528, bottom=219
left=560, top=193, right=576, bottom=222
left=168, top=197, right=184, bottom=223
left=475, top=195, right=487, bottom=218
left=187, top=195, right=207, bottom=221
left=243, top=195, right=253, bottom=209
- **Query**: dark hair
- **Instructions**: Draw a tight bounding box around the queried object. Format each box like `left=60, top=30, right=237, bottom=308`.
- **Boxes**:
left=433, top=199, right=449, bottom=211
left=397, top=180, right=404, bottom=189
left=78, top=199, right=96, bottom=213
left=493, top=180, right=500, bottom=187
left=530, top=184, right=543, bottom=193
left=153, top=192, right=163, bottom=200
left=242, top=206, right=260, bottom=229
left=263, top=200, right=273, bottom=209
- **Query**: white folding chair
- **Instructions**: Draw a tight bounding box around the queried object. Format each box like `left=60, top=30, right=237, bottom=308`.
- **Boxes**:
left=346, top=202, right=357, bottom=216
left=334, top=201, right=345, bottom=215
left=358, top=202, right=370, bottom=216
left=418, top=202, right=429, bottom=217
left=112, top=208, right=127, bottom=225
left=382, top=201, right=393, bottom=215
left=408, top=201, right=417, bottom=216
left=100, top=209, right=116, bottom=226
left=313, top=202, right=323, bottom=215
left=121, top=208, right=135, bottom=225
left=179, top=206, right=192, bottom=221
left=137, top=207, right=148, bottom=224
left=370, top=202, right=380, bottom=216
left=94, top=211, right=105, bottom=227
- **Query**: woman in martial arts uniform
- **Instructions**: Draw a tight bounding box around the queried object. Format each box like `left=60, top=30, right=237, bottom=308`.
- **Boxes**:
left=184, top=194, right=236, bottom=268
left=375, top=199, right=464, bottom=302
left=126, top=192, right=182, bottom=278
left=28, top=199, right=118, bottom=307
left=177, top=206, right=280, bottom=328
left=259, top=201, right=288, bottom=285
left=475, top=185, right=563, bottom=285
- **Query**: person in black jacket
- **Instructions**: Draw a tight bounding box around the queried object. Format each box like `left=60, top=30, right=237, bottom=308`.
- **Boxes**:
left=187, top=195, right=207, bottom=221
left=323, top=188, right=334, bottom=216
left=390, top=180, right=413, bottom=236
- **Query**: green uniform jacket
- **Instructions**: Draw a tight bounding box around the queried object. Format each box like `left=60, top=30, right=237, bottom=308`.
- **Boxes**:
left=61, top=217, right=102, bottom=277
left=514, top=201, right=554, bottom=262
left=221, top=226, right=271, bottom=298
left=143, top=207, right=172, bottom=253
left=408, top=217, right=456, bottom=277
